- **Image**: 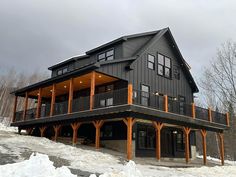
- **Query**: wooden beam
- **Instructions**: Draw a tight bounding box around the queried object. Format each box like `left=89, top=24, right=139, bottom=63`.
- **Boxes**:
left=93, top=120, right=104, bottom=149
left=226, top=112, right=230, bottom=126
left=200, top=129, right=207, bottom=165
left=183, top=127, right=191, bottom=163
left=208, top=107, right=212, bottom=122
left=218, top=133, right=224, bottom=165
left=26, top=128, right=33, bottom=135
left=164, top=95, right=168, bottom=112
left=12, top=96, right=18, bottom=122
left=152, top=121, right=164, bottom=160
left=71, top=122, right=81, bottom=145
left=191, top=103, right=196, bottom=119
left=68, top=78, right=74, bottom=114
left=23, top=92, right=29, bottom=121
left=53, top=125, right=61, bottom=142
left=39, top=126, right=46, bottom=137
left=36, top=88, right=42, bottom=118
left=90, top=72, right=96, bottom=110
left=128, top=84, right=133, bottom=105
left=50, top=84, right=56, bottom=117
left=123, top=117, right=135, bottom=160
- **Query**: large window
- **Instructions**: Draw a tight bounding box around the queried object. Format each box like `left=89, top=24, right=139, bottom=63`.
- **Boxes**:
left=147, top=54, right=155, bottom=70
left=97, top=49, right=114, bottom=61
left=158, top=54, right=171, bottom=78
left=141, top=84, right=150, bottom=106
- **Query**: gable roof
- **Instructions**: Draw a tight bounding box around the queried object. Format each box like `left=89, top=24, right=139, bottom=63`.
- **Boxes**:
left=128, top=28, right=199, bottom=93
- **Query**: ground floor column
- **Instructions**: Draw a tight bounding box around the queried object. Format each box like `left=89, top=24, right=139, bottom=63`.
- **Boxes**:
left=93, top=120, right=104, bottom=149
left=39, top=126, right=46, bottom=137
left=53, top=125, right=61, bottom=142
left=152, top=121, right=164, bottom=161
left=218, top=133, right=224, bottom=165
left=200, top=129, right=207, bottom=165
left=26, top=128, right=33, bottom=135
left=71, top=122, right=81, bottom=145
left=123, top=117, right=136, bottom=160
left=183, top=127, right=191, bottom=163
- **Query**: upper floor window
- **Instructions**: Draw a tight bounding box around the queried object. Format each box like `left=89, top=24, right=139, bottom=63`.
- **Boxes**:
left=158, top=54, right=171, bottom=78
left=173, top=65, right=180, bottom=80
left=98, top=49, right=114, bottom=61
left=57, top=67, right=68, bottom=76
left=147, top=54, right=155, bottom=70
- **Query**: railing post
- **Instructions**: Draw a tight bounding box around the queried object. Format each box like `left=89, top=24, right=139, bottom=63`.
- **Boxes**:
left=23, top=92, right=28, bottom=121
left=50, top=84, right=56, bottom=117
left=164, top=95, right=168, bottom=112
left=36, top=88, right=42, bottom=118
left=191, top=103, right=196, bottom=119
left=208, top=107, right=212, bottom=122
left=68, top=78, right=74, bottom=114
left=128, top=84, right=133, bottom=105
left=226, top=112, right=230, bottom=126
left=12, top=95, right=18, bottom=122
left=90, top=72, right=95, bottom=110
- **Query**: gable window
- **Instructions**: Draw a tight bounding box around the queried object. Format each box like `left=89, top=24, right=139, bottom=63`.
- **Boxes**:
left=173, top=65, right=180, bottom=80
left=158, top=54, right=171, bottom=78
left=147, top=54, right=155, bottom=70
left=97, top=49, right=114, bottom=61
left=57, top=67, right=68, bottom=76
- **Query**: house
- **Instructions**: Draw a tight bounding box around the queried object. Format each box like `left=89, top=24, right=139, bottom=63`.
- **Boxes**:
left=11, top=28, right=229, bottom=165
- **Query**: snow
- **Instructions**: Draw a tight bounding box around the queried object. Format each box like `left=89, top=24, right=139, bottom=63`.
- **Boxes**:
left=0, top=153, right=76, bottom=177
left=1, top=123, right=236, bottom=177
left=197, top=155, right=236, bottom=165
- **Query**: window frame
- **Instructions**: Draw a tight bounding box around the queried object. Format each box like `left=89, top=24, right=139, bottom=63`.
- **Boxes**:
left=141, top=84, right=150, bottom=106
left=97, top=48, right=114, bottom=62
left=147, top=54, right=155, bottom=70
left=157, top=53, right=172, bottom=79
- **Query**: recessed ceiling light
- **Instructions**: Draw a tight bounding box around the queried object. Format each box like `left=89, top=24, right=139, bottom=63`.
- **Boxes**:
left=64, top=85, right=67, bottom=88
left=37, top=93, right=39, bottom=96
left=98, top=75, right=102, bottom=78
left=50, top=90, right=52, bottom=92
left=79, top=81, right=83, bottom=84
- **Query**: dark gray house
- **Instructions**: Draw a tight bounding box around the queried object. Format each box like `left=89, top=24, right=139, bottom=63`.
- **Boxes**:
left=11, top=28, right=229, bottom=165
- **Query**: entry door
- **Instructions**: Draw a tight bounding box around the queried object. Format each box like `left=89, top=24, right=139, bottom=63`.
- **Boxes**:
left=161, top=129, right=174, bottom=157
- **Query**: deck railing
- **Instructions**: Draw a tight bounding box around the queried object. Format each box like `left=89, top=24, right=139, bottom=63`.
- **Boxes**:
left=14, top=87, right=229, bottom=126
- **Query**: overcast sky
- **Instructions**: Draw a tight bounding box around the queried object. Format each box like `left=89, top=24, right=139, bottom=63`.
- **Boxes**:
left=1, top=0, right=236, bottom=81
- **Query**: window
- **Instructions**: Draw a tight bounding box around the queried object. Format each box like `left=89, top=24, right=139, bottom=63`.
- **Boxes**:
left=141, top=84, right=150, bottom=106
left=57, top=67, right=68, bottom=76
left=103, top=125, right=113, bottom=138
left=173, top=65, right=180, bottom=80
left=100, top=98, right=113, bottom=107
left=179, top=96, right=185, bottom=115
left=147, top=54, right=155, bottom=70
left=97, top=49, right=114, bottom=61
left=158, top=54, right=172, bottom=78
left=176, top=130, right=184, bottom=151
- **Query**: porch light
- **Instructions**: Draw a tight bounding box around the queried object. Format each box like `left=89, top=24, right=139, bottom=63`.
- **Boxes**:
left=173, top=130, right=178, bottom=134
left=154, top=92, right=159, bottom=95
left=174, top=97, right=177, bottom=101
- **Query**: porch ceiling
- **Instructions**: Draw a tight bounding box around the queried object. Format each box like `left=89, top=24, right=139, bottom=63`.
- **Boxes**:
left=28, top=72, right=118, bottom=98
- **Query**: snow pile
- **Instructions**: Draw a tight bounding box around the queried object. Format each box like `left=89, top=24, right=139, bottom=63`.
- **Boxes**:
left=197, top=155, right=236, bottom=165
left=90, top=160, right=143, bottom=177
left=0, top=122, right=17, bottom=132
left=0, top=153, right=76, bottom=177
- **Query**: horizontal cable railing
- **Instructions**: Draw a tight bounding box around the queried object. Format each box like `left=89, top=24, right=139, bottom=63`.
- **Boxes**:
left=212, top=110, right=226, bottom=125
left=72, top=96, right=90, bottom=112
left=195, top=106, right=209, bottom=121
left=40, top=104, right=51, bottom=118
left=54, top=101, right=68, bottom=115
left=93, top=88, right=128, bottom=109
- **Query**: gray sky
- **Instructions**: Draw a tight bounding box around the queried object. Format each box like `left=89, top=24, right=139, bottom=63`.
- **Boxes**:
left=1, top=0, right=236, bottom=80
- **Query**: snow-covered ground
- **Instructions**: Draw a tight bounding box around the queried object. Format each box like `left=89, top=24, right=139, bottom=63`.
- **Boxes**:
left=0, top=122, right=236, bottom=177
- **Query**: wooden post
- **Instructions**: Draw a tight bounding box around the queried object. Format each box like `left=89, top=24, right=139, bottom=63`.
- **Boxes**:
left=50, top=84, right=56, bottom=117
left=71, top=122, right=81, bottom=145
left=39, top=126, right=46, bottom=137
left=36, top=88, right=42, bottom=118
left=200, top=129, right=207, bottom=165
left=53, top=125, right=61, bottom=142
left=191, top=103, right=196, bottom=119
left=164, top=95, right=168, bottom=112
left=152, top=121, right=164, bottom=160
left=93, top=120, right=104, bottom=149
left=128, top=84, right=133, bottom=105
left=226, top=112, right=230, bottom=126
left=123, top=117, right=136, bottom=160
left=23, top=92, right=29, bottom=120
left=208, top=107, right=212, bottom=122
left=68, top=78, right=74, bottom=113
left=183, top=127, right=191, bottom=163
left=12, top=96, right=18, bottom=122
left=218, top=133, right=224, bottom=165
left=90, top=72, right=95, bottom=110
